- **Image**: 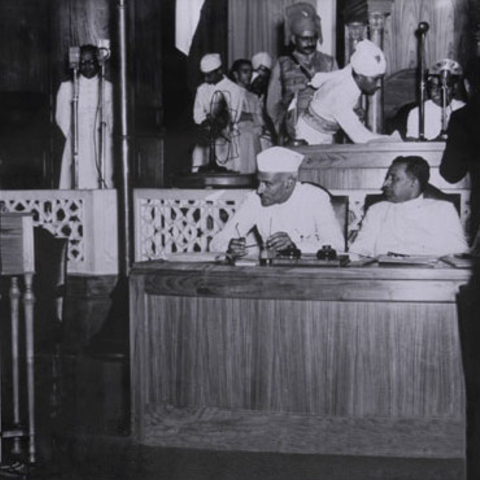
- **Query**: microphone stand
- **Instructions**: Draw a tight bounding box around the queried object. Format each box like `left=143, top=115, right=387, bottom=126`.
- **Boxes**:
left=72, top=67, right=80, bottom=189
left=416, top=22, right=429, bottom=141
left=439, top=70, right=449, bottom=140
left=97, top=49, right=109, bottom=188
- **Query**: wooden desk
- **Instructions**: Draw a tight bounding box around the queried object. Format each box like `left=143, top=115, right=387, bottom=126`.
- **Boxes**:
left=130, top=261, right=469, bottom=459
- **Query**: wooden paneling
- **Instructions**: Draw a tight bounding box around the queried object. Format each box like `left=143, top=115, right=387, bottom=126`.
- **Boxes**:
left=130, top=263, right=467, bottom=458
left=384, top=0, right=470, bottom=74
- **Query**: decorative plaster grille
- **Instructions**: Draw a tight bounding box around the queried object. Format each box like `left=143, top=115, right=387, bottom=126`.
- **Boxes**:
left=1, top=195, right=85, bottom=266
left=136, top=191, right=247, bottom=261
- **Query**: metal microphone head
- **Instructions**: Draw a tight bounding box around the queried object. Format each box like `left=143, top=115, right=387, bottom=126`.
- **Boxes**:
left=69, top=46, right=80, bottom=69
left=417, top=22, right=430, bottom=35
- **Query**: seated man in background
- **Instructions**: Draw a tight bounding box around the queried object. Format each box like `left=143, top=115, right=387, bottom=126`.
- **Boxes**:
left=210, top=146, right=344, bottom=257
left=405, top=59, right=464, bottom=140
left=350, top=156, right=468, bottom=257
left=296, top=40, right=400, bottom=145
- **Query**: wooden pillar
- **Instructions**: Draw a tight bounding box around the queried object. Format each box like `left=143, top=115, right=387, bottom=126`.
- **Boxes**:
left=366, top=3, right=393, bottom=133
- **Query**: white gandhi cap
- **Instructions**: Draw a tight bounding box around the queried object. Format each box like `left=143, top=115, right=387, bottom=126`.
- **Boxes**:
left=200, top=53, right=222, bottom=73
left=257, top=147, right=304, bottom=173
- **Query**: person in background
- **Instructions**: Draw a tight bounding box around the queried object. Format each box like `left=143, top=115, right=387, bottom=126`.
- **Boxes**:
left=56, top=44, right=114, bottom=189
left=250, top=52, right=273, bottom=103
left=192, top=53, right=244, bottom=173
left=266, top=2, right=337, bottom=143
left=405, top=59, right=465, bottom=140
left=350, top=156, right=467, bottom=257
left=210, top=146, right=344, bottom=257
left=296, top=39, right=400, bottom=145
left=229, top=59, right=264, bottom=173
left=440, top=57, right=480, bottom=247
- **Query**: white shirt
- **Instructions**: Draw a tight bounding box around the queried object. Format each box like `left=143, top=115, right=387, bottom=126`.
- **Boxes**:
left=56, top=76, right=114, bottom=189
left=193, top=76, right=244, bottom=125
left=210, top=183, right=345, bottom=253
left=297, top=65, right=386, bottom=144
left=350, top=196, right=468, bottom=257
left=406, top=98, right=466, bottom=140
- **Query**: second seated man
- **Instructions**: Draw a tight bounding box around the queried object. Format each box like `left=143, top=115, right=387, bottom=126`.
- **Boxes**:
left=350, top=156, right=468, bottom=257
left=210, top=146, right=344, bottom=257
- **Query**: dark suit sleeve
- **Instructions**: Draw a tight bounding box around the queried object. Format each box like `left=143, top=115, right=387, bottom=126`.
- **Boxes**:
left=440, top=109, right=471, bottom=184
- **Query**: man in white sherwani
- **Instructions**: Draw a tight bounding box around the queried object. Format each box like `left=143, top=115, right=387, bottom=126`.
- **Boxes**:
left=350, top=156, right=468, bottom=257
left=56, top=44, right=114, bottom=189
left=210, top=146, right=344, bottom=257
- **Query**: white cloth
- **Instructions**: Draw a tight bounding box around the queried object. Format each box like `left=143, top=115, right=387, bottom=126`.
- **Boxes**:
left=192, top=76, right=245, bottom=171
left=210, top=183, right=345, bottom=253
left=56, top=76, right=114, bottom=189
left=257, top=146, right=303, bottom=172
left=350, top=196, right=468, bottom=257
left=406, top=99, right=465, bottom=140
left=297, top=65, right=387, bottom=144
left=200, top=53, right=221, bottom=73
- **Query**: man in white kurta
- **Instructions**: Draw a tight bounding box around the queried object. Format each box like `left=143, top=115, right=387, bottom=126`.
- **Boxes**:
left=296, top=40, right=398, bottom=145
left=350, top=156, right=468, bottom=257
left=210, top=147, right=344, bottom=255
left=56, top=45, right=114, bottom=189
left=192, top=53, right=244, bottom=172
left=406, top=59, right=464, bottom=140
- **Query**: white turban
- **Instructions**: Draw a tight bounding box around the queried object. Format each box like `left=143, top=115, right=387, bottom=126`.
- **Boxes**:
left=350, top=40, right=386, bottom=77
left=257, top=147, right=304, bottom=173
left=252, top=52, right=272, bottom=71
left=200, top=53, right=222, bottom=73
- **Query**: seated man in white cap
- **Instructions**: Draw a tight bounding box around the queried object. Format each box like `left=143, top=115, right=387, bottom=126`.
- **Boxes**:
left=210, top=146, right=345, bottom=257
left=266, top=2, right=337, bottom=143
left=296, top=39, right=400, bottom=144
left=192, top=53, right=245, bottom=172
left=350, top=156, right=468, bottom=257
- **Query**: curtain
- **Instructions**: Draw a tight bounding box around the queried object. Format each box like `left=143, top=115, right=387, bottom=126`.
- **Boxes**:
left=227, top=0, right=317, bottom=68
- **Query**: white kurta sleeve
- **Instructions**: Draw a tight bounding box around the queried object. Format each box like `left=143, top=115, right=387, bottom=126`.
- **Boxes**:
left=349, top=204, right=386, bottom=256
left=55, top=81, right=73, bottom=138
left=193, top=85, right=208, bottom=125
left=335, top=107, right=385, bottom=144
left=209, top=194, right=258, bottom=252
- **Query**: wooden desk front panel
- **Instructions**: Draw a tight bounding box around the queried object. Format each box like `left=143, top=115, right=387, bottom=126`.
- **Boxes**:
left=130, top=265, right=467, bottom=458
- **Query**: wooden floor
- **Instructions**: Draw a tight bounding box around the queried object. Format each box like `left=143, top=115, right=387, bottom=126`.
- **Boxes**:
left=4, top=351, right=464, bottom=480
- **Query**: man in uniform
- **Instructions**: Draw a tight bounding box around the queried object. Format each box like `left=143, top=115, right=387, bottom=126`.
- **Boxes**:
left=350, top=156, right=467, bottom=257
left=266, top=2, right=337, bottom=143
left=296, top=39, right=399, bottom=145
left=210, top=146, right=344, bottom=257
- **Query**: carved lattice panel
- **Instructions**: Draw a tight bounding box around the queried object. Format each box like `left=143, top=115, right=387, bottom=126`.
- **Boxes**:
left=138, top=196, right=242, bottom=260
left=1, top=197, right=85, bottom=265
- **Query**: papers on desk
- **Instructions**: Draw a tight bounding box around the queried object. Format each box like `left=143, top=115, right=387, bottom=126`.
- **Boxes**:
left=376, top=254, right=440, bottom=267
left=440, top=254, right=476, bottom=269
left=162, top=252, right=226, bottom=263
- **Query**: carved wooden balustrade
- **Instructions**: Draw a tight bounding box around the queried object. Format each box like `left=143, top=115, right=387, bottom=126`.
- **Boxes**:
left=0, top=190, right=118, bottom=275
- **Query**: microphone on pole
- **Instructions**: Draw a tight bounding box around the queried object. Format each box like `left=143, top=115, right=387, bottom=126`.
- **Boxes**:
left=69, top=46, right=80, bottom=70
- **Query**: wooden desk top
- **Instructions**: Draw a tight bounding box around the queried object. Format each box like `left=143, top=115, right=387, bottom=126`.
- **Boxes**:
left=131, top=260, right=471, bottom=303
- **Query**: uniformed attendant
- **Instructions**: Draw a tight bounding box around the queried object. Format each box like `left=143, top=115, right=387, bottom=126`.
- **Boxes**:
left=266, top=2, right=337, bottom=143
left=296, top=39, right=400, bottom=145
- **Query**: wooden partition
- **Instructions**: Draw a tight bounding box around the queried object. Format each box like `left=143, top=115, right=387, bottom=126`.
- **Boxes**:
left=130, top=261, right=468, bottom=459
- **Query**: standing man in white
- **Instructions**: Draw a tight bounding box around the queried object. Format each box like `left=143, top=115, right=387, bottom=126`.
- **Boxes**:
left=56, top=44, right=114, bottom=189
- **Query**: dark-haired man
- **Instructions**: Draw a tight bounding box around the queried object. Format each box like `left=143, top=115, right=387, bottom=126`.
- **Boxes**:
left=56, top=44, right=114, bottom=189
left=350, top=156, right=467, bottom=256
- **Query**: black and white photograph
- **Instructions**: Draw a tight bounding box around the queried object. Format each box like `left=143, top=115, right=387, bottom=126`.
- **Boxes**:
left=0, top=0, right=479, bottom=479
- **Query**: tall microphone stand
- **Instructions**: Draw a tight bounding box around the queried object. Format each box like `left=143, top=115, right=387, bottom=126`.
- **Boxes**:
left=439, top=69, right=450, bottom=141
left=97, top=46, right=110, bottom=188
left=71, top=64, right=80, bottom=189
left=416, top=22, right=429, bottom=142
